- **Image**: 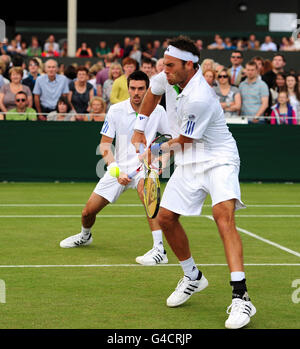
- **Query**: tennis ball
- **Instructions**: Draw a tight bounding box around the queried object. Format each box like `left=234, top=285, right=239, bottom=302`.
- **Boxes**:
left=109, top=166, right=120, bottom=178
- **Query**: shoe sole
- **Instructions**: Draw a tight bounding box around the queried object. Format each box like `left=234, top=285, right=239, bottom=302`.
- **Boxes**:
left=225, top=304, right=256, bottom=329
left=60, top=238, right=93, bottom=248
left=167, top=277, right=209, bottom=307
left=135, top=257, right=168, bottom=266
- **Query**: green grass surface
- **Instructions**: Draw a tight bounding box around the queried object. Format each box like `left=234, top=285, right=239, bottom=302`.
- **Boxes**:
left=0, top=182, right=300, bottom=329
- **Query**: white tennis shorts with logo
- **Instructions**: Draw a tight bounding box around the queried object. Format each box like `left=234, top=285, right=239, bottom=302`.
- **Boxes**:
left=160, top=163, right=246, bottom=216
left=94, top=171, right=144, bottom=203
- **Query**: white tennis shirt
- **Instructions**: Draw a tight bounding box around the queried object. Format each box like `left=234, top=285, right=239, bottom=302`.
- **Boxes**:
left=101, top=98, right=170, bottom=173
left=150, top=69, right=240, bottom=168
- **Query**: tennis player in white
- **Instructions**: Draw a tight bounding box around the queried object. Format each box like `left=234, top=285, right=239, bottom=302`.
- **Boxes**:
left=131, top=36, right=256, bottom=329
left=60, top=71, right=170, bottom=266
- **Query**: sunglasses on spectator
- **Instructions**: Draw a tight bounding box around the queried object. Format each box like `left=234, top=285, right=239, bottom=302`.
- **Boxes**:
left=218, top=75, right=228, bottom=79
left=16, top=98, right=26, bottom=102
left=231, top=56, right=242, bottom=59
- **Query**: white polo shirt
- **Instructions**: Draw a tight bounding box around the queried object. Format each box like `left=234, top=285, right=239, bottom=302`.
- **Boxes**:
left=101, top=98, right=170, bottom=174
left=151, top=68, right=240, bottom=168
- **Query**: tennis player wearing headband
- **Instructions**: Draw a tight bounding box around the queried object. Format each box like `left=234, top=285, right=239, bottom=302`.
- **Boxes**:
left=131, top=36, right=256, bottom=329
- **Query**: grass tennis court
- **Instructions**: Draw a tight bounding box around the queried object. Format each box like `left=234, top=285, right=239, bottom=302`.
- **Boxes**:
left=0, top=181, right=300, bottom=329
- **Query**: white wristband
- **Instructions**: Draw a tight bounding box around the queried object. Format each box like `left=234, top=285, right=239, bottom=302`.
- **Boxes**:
left=107, top=162, right=118, bottom=170
left=134, top=114, right=149, bottom=132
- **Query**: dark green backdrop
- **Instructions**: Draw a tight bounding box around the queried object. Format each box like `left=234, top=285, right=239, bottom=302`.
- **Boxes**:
left=0, top=122, right=299, bottom=182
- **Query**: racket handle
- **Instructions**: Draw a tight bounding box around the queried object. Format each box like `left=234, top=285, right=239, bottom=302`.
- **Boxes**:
left=128, top=169, right=139, bottom=179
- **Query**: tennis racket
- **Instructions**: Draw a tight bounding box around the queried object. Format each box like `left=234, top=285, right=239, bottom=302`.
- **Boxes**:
left=128, top=134, right=172, bottom=218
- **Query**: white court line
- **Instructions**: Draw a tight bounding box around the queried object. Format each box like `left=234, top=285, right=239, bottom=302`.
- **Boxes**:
left=205, top=215, right=300, bottom=258
left=0, top=263, right=300, bottom=268
left=1, top=204, right=300, bottom=207
left=1, top=214, right=300, bottom=218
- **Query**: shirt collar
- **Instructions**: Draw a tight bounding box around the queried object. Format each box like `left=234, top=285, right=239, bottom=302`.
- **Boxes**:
left=126, top=98, right=137, bottom=115
left=179, top=66, right=203, bottom=97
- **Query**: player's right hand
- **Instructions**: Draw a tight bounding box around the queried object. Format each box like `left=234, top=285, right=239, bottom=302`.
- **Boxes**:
left=117, top=172, right=131, bottom=186
left=131, top=131, right=147, bottom=153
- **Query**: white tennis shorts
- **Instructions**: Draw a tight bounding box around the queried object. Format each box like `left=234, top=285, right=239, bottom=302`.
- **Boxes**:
left=160, top=163, right=245, bottom=216
left=93, top=171, right=144, bottom=203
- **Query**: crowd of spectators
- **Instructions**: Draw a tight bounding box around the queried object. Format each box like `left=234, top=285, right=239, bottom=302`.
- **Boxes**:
left=1, top=32, right=300, bottom=124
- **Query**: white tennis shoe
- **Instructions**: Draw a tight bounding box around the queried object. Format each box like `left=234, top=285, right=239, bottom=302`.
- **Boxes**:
left=166, top=274, right=208, bottom=307
left=225, top=298, right=256, bottom=329
left=135, top=247, right=168, bottom=266
left=60, top=233, right=93, bottom=248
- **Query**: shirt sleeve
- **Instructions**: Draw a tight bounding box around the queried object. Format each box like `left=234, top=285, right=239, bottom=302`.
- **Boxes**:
left=150, top=72, right=167, bottom=96
left=180, top=101, right=213, bottom=140
left=260, top=81, right=269, bottom=97
left=100, top=109, right=116, bottom=139
left=157, top=107, right=171, bottom=135
left=33, top=77, right=41, bottom=95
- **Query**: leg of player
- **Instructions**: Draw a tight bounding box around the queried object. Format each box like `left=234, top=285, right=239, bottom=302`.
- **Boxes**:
left=59, top=192, right=109, bottom=248
left=158, top=207, right=208, bottom=307
left=212, top=199, right=256, bottom=329
left=135, top=179, right=168, bottom=266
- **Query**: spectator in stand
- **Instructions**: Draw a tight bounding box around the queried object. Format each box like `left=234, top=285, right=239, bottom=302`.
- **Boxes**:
left=22, top=58, right=40, bottom=92
left=27, top=36, right=42, bottom=57
left=260, top=36, right=277, bottom=51
left=227, top=50, right=244, bottom=87
left=44, top=35, right=60, bottom=53
left=207, top=34, right=225, bottom=50
left=247, top=34, right=257, bottom=50
left=213, top=68, right=241, bottom=118
left=123, top=37, right=134, bottom=58
left=129, top=43, right=142, bottom=66
left=142, top=41, right=155, bottom=59
left=224, top=37, right=234, bottom=50
left=155, top=58, right=164, bottom=74
left=64, top=64, right=77, bottom=83
left=76, top=42, right=93, bottom=58
left=280, top=37, right=294, bottom=51
left=153, top=39, right=164, bottom=59
left=140, top=57, right=154, bottom=80
left=42, top=43, right=60, bottom=57
left=84, top=96, right=106, bottom=121
left=47, top=95, right=75, bottom=121
left=195, top=39, right=203, bottom=51
left=239, top=61, right=269, bottom=123
left=270, top=90, right=297, bottom=125
left=262, top=54, right=286, bottom=89
left=96, top=55, right=114, bottom=89
left=33, top=59, right=69, bottom=120
left=201, top=58, right=214, bottom=73
left=19, top=41, right=28, bottom=56
left=102, top=62, right=123, bottom=111
left=60, top=41, right=68, bottom=57
left=68, top=66, right=94, bottom=115
left=269, top=72, right=287, bottom=106
left=0, top=67, right=32, bottom=114
left=252, top=56, right=265, bottom=77
left=214, top=63, right=225, bottom=76
left=285, top=74, right=300, bottom=122
left=88, top=63, right=103, bottom=97
left=14, top=33, right=22, bottom=51
left=110, top=57, right=137, bottom=105
left=7, top=40, right=19, bottom=56
left=5, top=91, right=37, bottom=121
left=111, top=42, right=124, bottom=60
left=203, top=69, right=216, bottom=87
left=262, top=59, right=273, bottom=75
left=0, top=59, right=9, bottom=88
left=95, top=41, right=111, bottom=59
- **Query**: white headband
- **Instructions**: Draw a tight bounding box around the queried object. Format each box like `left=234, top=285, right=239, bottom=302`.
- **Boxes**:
left=164, top=45, right=199, bottom=63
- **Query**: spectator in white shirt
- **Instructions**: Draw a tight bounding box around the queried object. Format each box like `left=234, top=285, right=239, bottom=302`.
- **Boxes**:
left=260, top=36, right=277, bottom=51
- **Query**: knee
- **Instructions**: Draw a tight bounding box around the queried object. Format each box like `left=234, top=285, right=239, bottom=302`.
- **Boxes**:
left=157, top=209, right=178, bottom=230
left=82, top=206, right=96, bottom=219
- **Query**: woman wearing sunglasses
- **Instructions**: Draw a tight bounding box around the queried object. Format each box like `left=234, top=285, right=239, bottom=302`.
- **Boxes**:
left=213, top=68, right=241, bottom=118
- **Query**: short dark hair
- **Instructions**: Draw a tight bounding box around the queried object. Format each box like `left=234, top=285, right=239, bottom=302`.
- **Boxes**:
left=127, top=70, right=149, bottom=89
left=15, top=91, right=27, bottom=99
left=168, top=35, right=200, bottom=68
left=76, top=65, right=89, bottom=74
left=246, top=60, right=258, bottom=69
left=273, top=53, right=286, bottom=63
left=56, top=95, right=72, bottom=113
left=231, top=50, right=243, bottom=58
left=141, top=57, right=154, bottom=66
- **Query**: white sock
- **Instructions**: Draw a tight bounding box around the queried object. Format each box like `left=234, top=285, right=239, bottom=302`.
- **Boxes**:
left=81, top=226, right=91, bottom=239
left=180, top=256, right=199, bottom=281
left=231, top=271, right=245, bottom=281
left=152, top=230, right=164, bottom=252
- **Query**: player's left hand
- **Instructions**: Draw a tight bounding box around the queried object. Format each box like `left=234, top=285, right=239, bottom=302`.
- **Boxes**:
left=117, top=172, right=131, bottom=186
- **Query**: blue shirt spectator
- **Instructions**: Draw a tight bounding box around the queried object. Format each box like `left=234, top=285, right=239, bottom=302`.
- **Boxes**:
left=33, top=59, right=69, bottom=119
